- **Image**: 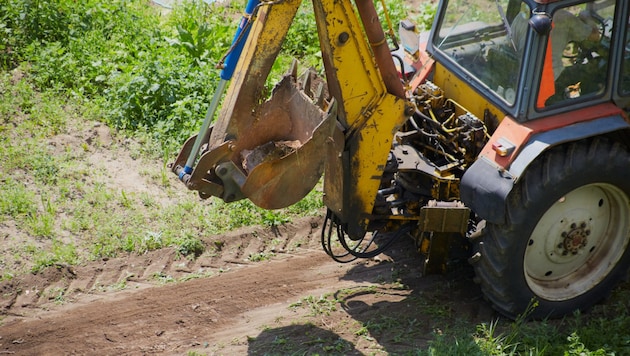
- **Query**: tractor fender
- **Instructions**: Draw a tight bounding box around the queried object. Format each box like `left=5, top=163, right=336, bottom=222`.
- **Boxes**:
left=461, top=115, right=630, bottom=224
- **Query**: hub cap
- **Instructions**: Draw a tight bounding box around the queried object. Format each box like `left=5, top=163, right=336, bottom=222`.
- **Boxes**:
left=524, top=183, right=630, bottom=301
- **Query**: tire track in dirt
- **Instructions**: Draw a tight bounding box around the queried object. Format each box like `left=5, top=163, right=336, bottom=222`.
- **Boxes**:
left=0, top=217, right=321, bottom=318
left=0, top=248, right=367, bottom=355
left=0, top=215, right=490, bottom=355
left=0, top=216, right=363, bottom=354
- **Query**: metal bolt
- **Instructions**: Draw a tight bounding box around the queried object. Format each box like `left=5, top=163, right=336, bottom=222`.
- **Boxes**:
left=338, top=32, right=350, bottom=45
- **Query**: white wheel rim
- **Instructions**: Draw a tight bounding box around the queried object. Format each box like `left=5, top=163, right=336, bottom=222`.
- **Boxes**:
left=524, top=183, right=630, bottom=301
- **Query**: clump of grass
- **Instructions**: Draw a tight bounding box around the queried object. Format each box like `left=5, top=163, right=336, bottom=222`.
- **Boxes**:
left=31, top=239, right=79, bottom=273
left=290, top=293, right=339, bottom=316
left=0, top=178, right=37, bottom=219
left=173, top=234, right=205, bottom=258
left=247, top=252, right=274, bottom=262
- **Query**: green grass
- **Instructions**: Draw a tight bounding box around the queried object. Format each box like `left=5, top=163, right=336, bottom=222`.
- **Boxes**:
left=290, top=293, right=340, bottom=316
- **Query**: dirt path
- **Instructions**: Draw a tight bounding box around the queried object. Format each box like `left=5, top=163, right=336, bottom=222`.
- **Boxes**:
left=1, top=249, right=342, bottom=354
left=0, top=217, right=494, bottom=355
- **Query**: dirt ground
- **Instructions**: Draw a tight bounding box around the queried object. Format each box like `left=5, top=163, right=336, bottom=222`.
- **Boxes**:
left=0, top=212, right=495, bottom=355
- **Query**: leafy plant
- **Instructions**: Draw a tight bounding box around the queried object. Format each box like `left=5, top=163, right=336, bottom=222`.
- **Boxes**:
left=415, top=2, right=438, bottom=31
left=261, top=210, right=290, bottom=227
left=290, top=293, right=339, bottom=316
left=247, top=252, right=273, bottom=262
left=564, top=332, right=608, bottom=356
left=31, top=239, right=79, bottom=273
left=0, top=178, right=37, bottom=218
left=173, top=234, right=205, bottom=257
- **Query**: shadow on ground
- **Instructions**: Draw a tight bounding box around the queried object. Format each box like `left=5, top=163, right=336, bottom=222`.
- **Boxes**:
left=246, top=235, right=499, bottom=355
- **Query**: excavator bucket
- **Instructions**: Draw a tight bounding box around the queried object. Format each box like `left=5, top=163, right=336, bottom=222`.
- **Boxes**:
left=236, top=73, right=337, bottom=209
left=172, top=68, right=338, bottom=210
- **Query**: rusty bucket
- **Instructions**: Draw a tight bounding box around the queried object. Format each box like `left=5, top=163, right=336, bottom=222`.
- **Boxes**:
left=172, top=69, right=338, bottom=210
left=237, top=73, right=337, bottom=209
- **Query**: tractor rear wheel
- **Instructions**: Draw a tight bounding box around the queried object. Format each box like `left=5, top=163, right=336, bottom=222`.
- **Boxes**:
left=473, top=138, right=630, bottom=319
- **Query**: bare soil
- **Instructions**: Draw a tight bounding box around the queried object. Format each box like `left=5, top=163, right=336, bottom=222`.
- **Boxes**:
left=0, top=213, right=495, bottom=355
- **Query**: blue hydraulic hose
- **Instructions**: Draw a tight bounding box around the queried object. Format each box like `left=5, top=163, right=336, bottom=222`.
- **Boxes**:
left=220, top=0, right=260, bottom=80
left=180, top=0, right=261, bottom=179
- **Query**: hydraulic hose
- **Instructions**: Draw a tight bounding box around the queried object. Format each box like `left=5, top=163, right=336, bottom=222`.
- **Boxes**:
left=180, top=0, right=261, bottom=180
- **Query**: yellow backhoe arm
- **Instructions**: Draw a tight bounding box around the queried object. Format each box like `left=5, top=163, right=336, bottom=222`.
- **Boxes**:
left=171, top=0, right=409, bottom=238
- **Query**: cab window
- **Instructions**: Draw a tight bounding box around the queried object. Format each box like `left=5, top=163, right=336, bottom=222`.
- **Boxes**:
left=433, top=0, right=529, bottom=105
left=537, top=1, right=616, bottom=108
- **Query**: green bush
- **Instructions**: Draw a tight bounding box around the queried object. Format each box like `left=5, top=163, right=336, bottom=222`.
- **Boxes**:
left=103, top=1, right=239, bottom=153
left=1, top=0, right=156, bottom=71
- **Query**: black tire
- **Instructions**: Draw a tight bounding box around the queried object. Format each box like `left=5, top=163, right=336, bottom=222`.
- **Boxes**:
left=473, top=138, right=630, bottom=319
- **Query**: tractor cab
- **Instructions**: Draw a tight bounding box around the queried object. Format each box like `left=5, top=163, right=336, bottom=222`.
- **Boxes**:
left=423, top=0, right=625, bottom=123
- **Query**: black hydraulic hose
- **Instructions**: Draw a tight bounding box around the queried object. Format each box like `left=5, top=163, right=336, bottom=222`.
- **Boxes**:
left=321, top=209, right=412, bottom=262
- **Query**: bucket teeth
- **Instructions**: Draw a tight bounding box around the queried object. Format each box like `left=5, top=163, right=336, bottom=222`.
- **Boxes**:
left=288, top=58, right=299, bottom=80
left=286, top=59, right=329, bottom=112
left=315, top=81, right=326, bottom=108
left=299, top=68, right=312, bottom=97
left=237, top=65, right=335, bottom=209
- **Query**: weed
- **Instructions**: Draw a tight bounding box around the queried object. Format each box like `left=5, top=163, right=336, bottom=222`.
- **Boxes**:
left=109, top=280, right=128, bottom=291
left=119, top=190, right=133, bottom=208
left=48, top=287, right=67, bottom=305
left=322, top=338, right=354, bottom=353
left=139, top=192, right=156, bottom=207
left=178, top=270, right=214, bottom=282
left=153, top=272, right=175, bottom=284
left=0, top=178, right=37, bottom=218
left=186, top=351, right=208, bottom=356
left=335, top=285, right=378, bottom=301
left=247, top=252, right=274, bottom=262
left=138, top=231, right=166, bottom=253
left=31, top=240, right=79, bottom=273
left=414, top=2, right=439, bottom=31
left=474, top=320, right=520, bottom=355
left=290, top=293, right=339, bottom=316
left=260, top=210, right=290, bottom=227
left=355, top=323, right=371, bottom=337
left=26, top=212, right=56, bottom=238
left=173, top=234, right=205, bottom=257
left=212, top=240, right=225, bottom=251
